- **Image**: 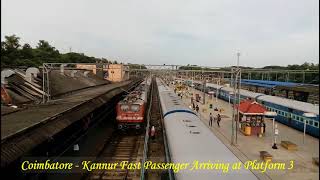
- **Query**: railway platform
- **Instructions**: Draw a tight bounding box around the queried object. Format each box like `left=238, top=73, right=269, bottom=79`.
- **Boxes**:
left=1, top=80, right=140, bottom=167
left=177, top=86, right=319, bottom=180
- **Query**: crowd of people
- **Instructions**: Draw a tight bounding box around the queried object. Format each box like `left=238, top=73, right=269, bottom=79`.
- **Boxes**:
left=191, top=97, right=222, bottom=128
left=174, top=84, right=224, bottom=130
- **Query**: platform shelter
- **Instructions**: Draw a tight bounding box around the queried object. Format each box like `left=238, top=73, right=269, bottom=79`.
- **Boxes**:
left=236, top=100, right=267, bottom=136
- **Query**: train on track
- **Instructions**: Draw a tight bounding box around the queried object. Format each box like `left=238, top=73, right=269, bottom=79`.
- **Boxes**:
left=116, top=79, right=151, bottom=130
left=157, top=78, right=257, bottom=180
left=185, top=79, right=319, bottom=138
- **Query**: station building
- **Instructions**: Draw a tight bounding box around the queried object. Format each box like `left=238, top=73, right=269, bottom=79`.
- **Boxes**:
left=76, top=63, right=129, bottom=82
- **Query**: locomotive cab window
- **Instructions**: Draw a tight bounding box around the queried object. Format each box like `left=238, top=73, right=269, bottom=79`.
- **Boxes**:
left=131, top=104, right=140, bottom=112
left=120, top=105, right=129, bottom=112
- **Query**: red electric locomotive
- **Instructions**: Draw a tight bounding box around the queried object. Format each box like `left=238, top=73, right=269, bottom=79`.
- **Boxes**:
left=116, top=81, right=149, bottom=130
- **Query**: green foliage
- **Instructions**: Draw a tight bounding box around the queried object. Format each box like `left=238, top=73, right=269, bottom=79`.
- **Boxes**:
left=1, top=34, right=114, bottom=68
left=127, top=63, right=147, bottom=69
left=262, top=63, right=319, bottom=70
left=179, top=65, right=205, bottom=70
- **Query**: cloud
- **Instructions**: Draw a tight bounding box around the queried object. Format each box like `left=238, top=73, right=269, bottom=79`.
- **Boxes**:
left=1, top=0, right=318, bottom=67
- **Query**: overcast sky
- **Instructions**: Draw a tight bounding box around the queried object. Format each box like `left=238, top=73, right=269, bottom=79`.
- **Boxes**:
left=2, top=0, right=319, bottom=67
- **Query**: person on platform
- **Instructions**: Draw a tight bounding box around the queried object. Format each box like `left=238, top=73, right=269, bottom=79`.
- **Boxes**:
left=195, top=105, right=199, bottom=113
left=209, top=113, right=213, bottom=127
left=217, top=114, right=221, bottom=127
left=150, top=126, right=156, bottom=140
left=192, top=102, right=195, bottom=110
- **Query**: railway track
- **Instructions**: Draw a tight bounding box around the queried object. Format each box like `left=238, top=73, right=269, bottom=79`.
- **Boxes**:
left=141, top=77, right=168, bottom=180
left=86, top=131, right=145, bottom=180
left=83, top=77, right=166, bottom=180
left=83, top=79, right=149, bottom=180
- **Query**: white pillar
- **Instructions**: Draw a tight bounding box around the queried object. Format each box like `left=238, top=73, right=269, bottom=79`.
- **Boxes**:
left=302, top=113, right=316, bottom=144
left=303, top=119, right=306, bottom=144
left=273, top=118, right=275, bottom=145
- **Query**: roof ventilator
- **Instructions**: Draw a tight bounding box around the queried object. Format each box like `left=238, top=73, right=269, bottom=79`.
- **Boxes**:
left=190, top=131, right=200, bottom=134
left=187, top=124, right=196, bottom=127
left=26, top=67, right=40, bottom=83
left=83, top=71, right=90, bottom=77
left=60, top=64, right=67, bottom=75
left=71, top=70, right=77, bottom=77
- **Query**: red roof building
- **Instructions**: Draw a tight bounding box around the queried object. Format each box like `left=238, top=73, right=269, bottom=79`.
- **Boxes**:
left=236, top=100, right=267, bottom=115
left=235, top=100, right=267, bottom=136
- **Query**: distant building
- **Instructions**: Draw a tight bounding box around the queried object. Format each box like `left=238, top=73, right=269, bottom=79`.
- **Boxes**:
left=75, top=64, right=129, bottom=82
left=75, top=64, right=97, bottom=74
left=105, top=64, right=129, bottom=82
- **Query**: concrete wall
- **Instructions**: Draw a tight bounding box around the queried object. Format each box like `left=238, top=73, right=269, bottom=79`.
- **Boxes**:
left=75, top=64, right=129, bottom=82
left=105, top=64, right=129, bottom=82
left=76, top=64, right=97, bottom=74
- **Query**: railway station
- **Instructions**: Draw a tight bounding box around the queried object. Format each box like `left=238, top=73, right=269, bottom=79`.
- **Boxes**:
left=1, top=64, right=319, bottom=180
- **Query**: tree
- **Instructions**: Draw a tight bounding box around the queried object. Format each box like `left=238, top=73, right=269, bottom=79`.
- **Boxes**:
left=1, top=35, right=21, bottom=66
left=21, top=43, right=34, bottom=59
left=1, top=41, right=6, bottom=52
left=37, top=40, right=54, bottom=51
left=3, top=35, right=21, bottom=51
left=34, top=40, right=60, bottom=62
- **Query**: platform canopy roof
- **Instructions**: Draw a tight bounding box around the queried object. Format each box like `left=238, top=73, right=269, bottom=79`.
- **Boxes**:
left=236, top=100, right=267, bottom=115
left=239, top=79, right=318, bottom=93
left=241, top=79, right=299, bottom=88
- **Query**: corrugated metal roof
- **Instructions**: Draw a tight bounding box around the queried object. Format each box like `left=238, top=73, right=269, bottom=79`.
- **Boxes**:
left=1, top=81, right=138, bottom=167
left=206, top=83, right=223, bottom=89
left=242, top=79, right=299, bottom=87
left=257, top=95, right=319, bottom=115
left=219, top=85, right=264, bottom=99
left=240, top=81, right=276, bottom=88
left=207, top=82, right=319, bottom=115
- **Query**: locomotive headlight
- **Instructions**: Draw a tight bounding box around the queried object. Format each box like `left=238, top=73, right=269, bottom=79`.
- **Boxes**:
left=135, top=124, right=141, bottom=129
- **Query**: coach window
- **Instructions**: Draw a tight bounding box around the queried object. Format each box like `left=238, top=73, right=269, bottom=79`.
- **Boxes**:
left=314, top=122, right=319, bottom=128
left=299, top=117, right=303, bottom=122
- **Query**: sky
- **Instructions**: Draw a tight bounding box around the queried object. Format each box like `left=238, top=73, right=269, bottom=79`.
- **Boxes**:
left=1, top=0, right=319, bottom=67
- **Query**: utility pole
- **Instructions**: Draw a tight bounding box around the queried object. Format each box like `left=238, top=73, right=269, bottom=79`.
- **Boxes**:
left=231, top=70, right=235, bottom=145
left=236, top=52, right=241, bottom=144
left=231, top=52, right=241, bottom=145
left=202, top=68, right=206, bottom=104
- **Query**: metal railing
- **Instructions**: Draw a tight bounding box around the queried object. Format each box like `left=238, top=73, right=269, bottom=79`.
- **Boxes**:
left=140, top=77, right=174, bottom=180
left=140, top=78, right=154, bottom=180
